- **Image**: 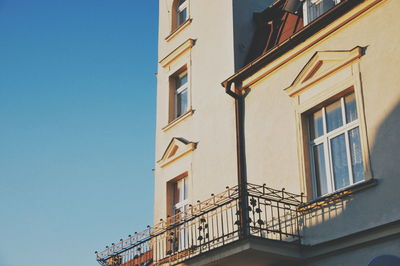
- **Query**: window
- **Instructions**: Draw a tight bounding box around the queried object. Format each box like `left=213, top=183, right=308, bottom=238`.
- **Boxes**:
left=303, top=0, right=341, bottom=25
left=309, top=92, right=364, bottom=197
left=174, top=0, right=188, bottom=29
left=172, top=177, right=189, bottom=217
left=172, top=69, right=189, bottom=120
left=168, top=177, right=189, bottom=252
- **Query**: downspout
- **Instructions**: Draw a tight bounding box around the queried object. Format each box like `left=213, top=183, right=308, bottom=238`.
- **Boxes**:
left=223, top=80, right=249, bottom=239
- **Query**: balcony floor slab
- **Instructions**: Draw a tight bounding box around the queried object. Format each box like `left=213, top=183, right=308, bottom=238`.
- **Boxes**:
left=181, top=237, right=302, bottom=266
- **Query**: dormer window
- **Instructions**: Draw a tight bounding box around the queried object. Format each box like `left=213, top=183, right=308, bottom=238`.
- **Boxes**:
left=176, top=0, right=188, bottom=28
left=303, top=0, right=341, bottom=25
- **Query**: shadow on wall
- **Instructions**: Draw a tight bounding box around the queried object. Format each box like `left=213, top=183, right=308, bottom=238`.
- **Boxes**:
left=300, top=101, right=400, bottom=257
left=368, top=255, right=400, bottom=266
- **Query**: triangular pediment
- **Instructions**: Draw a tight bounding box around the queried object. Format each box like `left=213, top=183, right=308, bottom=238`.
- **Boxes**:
left=157, top=137, right=197, bottom=167
left=285, top=46, right=363, bottom=97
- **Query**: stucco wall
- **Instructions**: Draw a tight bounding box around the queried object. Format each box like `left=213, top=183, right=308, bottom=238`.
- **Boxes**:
left=154, top=0, right=270, bottom=223
left=244, top=0, right=400, bottom=245
left=305, top=236, right=400, bottom=266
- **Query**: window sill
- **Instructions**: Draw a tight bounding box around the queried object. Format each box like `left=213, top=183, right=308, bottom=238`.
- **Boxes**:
left=299, top=178, right=377, bottom=212
left=162, top=109, right=194, bottom=132
left=165, top=19, right=192, bottom=42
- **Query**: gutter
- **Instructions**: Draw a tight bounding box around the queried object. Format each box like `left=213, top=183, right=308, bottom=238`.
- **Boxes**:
left=225, top=81, right=250, bottom=239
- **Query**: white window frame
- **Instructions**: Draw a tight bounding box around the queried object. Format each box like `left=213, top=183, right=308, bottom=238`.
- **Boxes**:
left=173, top=70, right=189, bottom=119
left=302, top=0, right=342, bottom=25
left=172, top=177, right=189, bottom=251
left=309, top=93, right=364, bottom=198
left=173, top=177, right=189, bottom=215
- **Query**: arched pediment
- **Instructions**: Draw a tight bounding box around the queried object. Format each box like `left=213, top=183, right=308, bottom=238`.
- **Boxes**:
left=157, top=137, right=197, bottom=168
left=285, top=46, right=363, bottom=97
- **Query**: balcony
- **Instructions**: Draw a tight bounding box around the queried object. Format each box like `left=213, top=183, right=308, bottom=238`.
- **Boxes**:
left=95, top=183, right=304, bottom=266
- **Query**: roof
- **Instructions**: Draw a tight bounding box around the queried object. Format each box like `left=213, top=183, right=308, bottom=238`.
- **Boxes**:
left=245, top=0, right=304, bottom=64
left=223, top=0, right=364, bottom=92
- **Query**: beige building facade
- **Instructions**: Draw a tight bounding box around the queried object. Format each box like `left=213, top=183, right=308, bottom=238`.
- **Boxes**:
left=96, top=0, right=400, bottom=265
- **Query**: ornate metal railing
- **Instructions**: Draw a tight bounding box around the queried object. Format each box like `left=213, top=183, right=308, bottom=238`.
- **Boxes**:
left=95, top=183, right=303, bottom=266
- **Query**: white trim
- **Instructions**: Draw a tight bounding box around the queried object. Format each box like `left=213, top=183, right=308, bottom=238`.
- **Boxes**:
left=174, top=70, right=189, bottom=119
left=172, top=177, right=189, bottom=251
left=309, top=93, right=364, bottom=198
left=303, top=0, right=342, bottom=25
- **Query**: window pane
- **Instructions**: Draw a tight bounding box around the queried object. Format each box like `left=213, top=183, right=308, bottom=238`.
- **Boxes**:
left=345, top=93, right=358, bottom=123
left=173, top=182, right=180, bottom=205
left=326, top=99, right=343, bottom=132
left=313, top=144, right=329, bottom=196
left=176, top=73, right=187, bottom=88
left=322, top=0, right=335, bottom=10
left=308, top=0, right=336, bottom=23
left=177, top=8, right=187, bottom=26
left=310, top=109, right=324, bottom=140
left=331, top=134, right=350, bottom=190
left=349, top=127, right=364, bottom=183
left=177, top=89, right=188, bottom=117
left=183, top=178, right=188, bottom=200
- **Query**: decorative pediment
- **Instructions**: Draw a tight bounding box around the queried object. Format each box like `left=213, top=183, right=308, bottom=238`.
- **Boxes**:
left=285, top=46, right=363, bottom=97
left=159, top=39, right=195, bottom=68
left=157, top=137, right=197, bottom=168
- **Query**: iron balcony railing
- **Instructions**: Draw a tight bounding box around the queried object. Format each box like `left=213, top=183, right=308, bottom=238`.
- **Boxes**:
left=95, top=183, right=304, bottom=266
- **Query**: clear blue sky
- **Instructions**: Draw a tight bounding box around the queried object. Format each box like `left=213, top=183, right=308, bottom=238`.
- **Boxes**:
left=0, top=1, right=158, bottom=266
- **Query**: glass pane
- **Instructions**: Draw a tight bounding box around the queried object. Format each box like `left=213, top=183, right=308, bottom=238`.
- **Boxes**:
left=177, top=8, right=187, bottom=26
left=183, top=178, right=188, bottom=200
left=331, top=134, right=350, bottom=190
left=310, top=109, right=324, bottom=140
left=313, top=144, right=329, bottom=196
left=173, top=182, right=180, bottom=205
left=175, top=72, right=187, bottom=88
left=349, top=127, right=364, bottom=183
left=177, top=89, right=188, bottom=117
left=345, top=93, right=358, bottom=123
left=326, top=99, right=343, bottom=132
left=309, top=1, right=322, bottom=22
left=322, top=0, right=335, bottom=11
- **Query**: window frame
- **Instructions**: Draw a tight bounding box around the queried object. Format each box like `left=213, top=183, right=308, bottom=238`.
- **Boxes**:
left=174, top=70, right=189, bottom=119
left=170, top=0, right=190, bottom=35
left=176, top=0, right=188, bottom=28
left=308, top=92, right=365, bottom=198
left=167, top=174, right=190, bottom=252
left=283, top=48, right=373, bottom=202
left=172, top=177, right=189, bottom=215
left=169, top=66, right=191, bottom=123
left=303, top=0, right=342, bottom=25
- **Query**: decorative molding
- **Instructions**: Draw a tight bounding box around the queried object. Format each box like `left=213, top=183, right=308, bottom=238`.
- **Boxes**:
left=159, top=38, right=195, bottom=68
left=162, top=109, right=194, bottom=132
left=285, top=47, right=373, bottom=199
left=284, top=46, right=363, bottom=97
left=165, top=19, right=192, bottom=42
left=157, top=137, right=197, bottom=168
left=233, top=0, right=384, bottom=91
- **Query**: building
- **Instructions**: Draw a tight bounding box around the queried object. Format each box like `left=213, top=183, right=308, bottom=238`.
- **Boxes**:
left=95, top=0, right=400, bottom=265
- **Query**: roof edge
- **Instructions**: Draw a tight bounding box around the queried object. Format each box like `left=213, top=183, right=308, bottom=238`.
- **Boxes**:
left=222, top=0, right=364, bottom=88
